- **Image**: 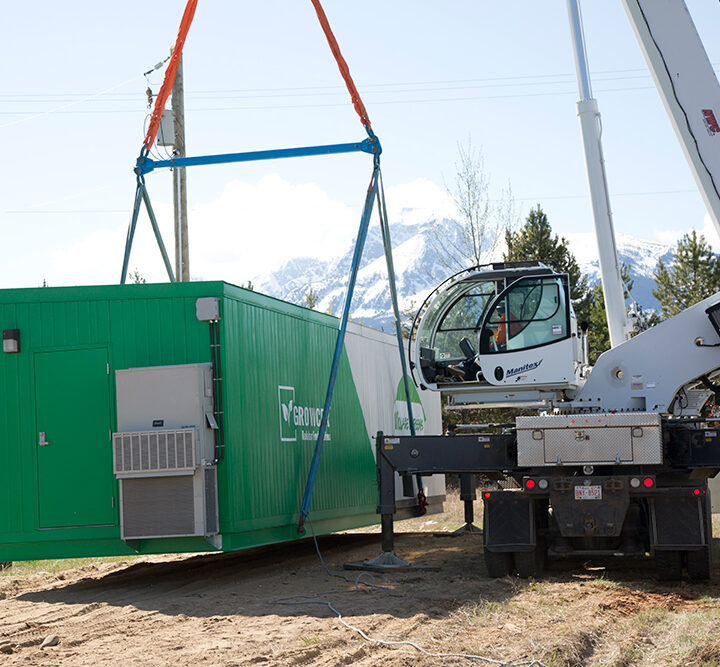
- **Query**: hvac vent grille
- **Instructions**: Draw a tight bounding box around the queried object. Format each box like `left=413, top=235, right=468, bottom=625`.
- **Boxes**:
left=113, top=429, right=196, bottom=474
left=121, top=475, right=196, bottom=539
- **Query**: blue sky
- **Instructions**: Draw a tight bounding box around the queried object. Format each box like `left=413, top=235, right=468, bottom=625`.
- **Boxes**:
left=1, top=1, right=719, bottom=287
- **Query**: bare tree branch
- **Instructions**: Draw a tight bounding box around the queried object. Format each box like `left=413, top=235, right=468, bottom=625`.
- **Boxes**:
left=431, top=138, right=518, bottom=272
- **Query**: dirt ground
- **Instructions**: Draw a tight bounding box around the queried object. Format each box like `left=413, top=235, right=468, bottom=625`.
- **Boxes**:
left=0, top=497, right=719, bottom=666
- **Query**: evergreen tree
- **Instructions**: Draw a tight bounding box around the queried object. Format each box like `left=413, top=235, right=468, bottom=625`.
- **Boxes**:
left=400, top=299, right=417, bottom=340
left=653, top=231, right=720, bottom=319
left=129, top=268, right=146, bottom=284
left=504, top=206, right=591, bottom=323
left=303, top=287, right=320, bottom=310
left=586, top=264, right=633, bottom=363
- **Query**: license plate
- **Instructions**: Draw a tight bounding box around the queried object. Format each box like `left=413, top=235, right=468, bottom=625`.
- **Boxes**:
left=574, top=485, right=602, bottom=500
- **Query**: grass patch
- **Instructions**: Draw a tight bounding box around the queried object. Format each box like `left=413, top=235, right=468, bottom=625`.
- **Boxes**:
left=542, top=627, right=596, bottom=666
left=617, top=608, right=720, bottom=665
left=298, top=634, right=320, bottom=646
left=0, top=555, right=142, bottom=579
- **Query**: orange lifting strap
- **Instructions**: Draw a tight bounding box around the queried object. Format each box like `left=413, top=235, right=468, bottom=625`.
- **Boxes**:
left=141, top=0, right=372, bottom=154
left=309, top=0, right=373, bottom=132
left=142, top=0, right=198, bottom=153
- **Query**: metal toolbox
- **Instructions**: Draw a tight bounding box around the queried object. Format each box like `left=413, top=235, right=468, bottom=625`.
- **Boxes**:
left=516, top=413, right=663, bottom=466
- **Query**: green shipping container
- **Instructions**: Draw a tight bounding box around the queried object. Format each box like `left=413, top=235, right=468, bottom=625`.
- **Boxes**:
left=0, top=281, right=442, bottom=561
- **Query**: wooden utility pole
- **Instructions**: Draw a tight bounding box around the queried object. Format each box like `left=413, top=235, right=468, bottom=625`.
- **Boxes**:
left=171, top=54, right=189, bottom=281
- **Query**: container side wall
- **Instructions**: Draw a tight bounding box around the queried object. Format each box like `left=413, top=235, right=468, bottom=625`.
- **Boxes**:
left=344, top=322, right=445, bottom=500
left=219, top=296, right=377, bottom=535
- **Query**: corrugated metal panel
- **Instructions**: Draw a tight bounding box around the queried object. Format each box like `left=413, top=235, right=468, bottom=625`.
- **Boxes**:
left=219, top=295, right=376, bottom=531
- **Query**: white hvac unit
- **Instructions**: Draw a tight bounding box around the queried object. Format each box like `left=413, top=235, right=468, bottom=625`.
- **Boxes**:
left=113, top=363, right=219, bottom=541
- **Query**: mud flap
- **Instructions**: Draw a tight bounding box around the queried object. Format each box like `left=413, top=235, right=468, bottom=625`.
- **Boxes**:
left=651, top=495, right=705, bottom=549
left=483, top=492, right=534, bottom=552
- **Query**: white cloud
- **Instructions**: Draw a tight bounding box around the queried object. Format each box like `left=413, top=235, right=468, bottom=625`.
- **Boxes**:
left=702, top=213, right=720, bottom=250
left=651, top=212, right=720, bottom=251
left=384, top=178, right=456, bottom=225
left=188, top=174, right=358, bottom=283
left=560, top=231, right=597, bottom=266
left=51, top=202, right=176, bottom=285
left=46, top=176, right=457, bottom=288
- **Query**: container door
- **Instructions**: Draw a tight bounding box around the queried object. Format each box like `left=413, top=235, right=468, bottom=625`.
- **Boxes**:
left=35, top=348, right=114, bottom=528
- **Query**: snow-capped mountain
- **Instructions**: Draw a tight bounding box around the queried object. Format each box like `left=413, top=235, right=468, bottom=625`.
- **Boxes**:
left=565, top=231, right=674, bottom=310
left=254, top=218, right=673, bottom=331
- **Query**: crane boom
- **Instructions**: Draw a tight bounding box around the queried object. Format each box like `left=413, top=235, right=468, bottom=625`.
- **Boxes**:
left=620, top=0, right=720, bottom=237
left=567, top=0, right=630, bottom=348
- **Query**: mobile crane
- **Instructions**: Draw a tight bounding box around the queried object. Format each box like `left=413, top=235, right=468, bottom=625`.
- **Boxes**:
left=372, top=0, right=720, bottom=580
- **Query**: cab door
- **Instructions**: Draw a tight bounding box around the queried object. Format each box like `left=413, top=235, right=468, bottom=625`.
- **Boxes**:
left=477, top=274, right=579, bottom=387
left=35, top=348, right=114, bottom=528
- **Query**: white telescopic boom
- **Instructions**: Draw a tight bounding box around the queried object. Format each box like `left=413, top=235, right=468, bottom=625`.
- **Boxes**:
left=567, top=0, right=630, bottom=348
left=620, top=0, right=720, bottom=241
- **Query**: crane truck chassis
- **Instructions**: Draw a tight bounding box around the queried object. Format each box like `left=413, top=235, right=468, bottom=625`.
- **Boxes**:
left=374, top=420, right=717, bottom=580
left=374, top=259, right=720, bottom=581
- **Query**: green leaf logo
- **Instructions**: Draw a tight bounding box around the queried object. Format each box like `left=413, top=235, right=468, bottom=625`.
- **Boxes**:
left=281, top=400, right=294, bottom=423
left=278, top=386, right=298, bottom=442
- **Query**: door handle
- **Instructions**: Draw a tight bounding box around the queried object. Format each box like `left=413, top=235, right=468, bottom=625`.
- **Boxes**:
left=38, top=431, right=52, bottom=446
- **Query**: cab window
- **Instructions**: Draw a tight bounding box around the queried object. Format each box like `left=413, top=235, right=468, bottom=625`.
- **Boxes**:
left=432, top=282, right=498, bottom=355
left=479, top=276, right=569, bottom=354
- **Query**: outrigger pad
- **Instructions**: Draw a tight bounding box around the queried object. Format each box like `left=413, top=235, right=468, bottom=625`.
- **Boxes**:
left=433, top=523, right=483, bottom=538
left=344, top=551, right=440, bottom=573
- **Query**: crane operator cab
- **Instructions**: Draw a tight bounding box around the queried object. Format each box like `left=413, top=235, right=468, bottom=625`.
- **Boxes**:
left=410, top=262, right=587, bottom=409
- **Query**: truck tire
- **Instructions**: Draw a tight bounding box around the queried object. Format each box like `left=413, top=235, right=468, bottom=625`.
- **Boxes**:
left=484, top=550, right=513, bottom=577
left=514, top=541, right=545, bottom=579
left=655, top=550, right=682, bottom=581
left=686, top=548, right=711, bottom=581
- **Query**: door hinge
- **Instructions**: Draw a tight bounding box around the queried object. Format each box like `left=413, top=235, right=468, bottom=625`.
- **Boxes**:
left=107, top=363, right=110, bottom=375
left=111, top=496, right=115, bottom=508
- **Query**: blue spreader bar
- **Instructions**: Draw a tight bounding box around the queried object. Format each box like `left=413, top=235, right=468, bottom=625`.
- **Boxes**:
left=136, top=138, right=380, bottom=175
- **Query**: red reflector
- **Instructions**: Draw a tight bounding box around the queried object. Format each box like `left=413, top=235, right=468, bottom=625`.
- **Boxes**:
left=483, top=492, right=491, bottom=499
left=693, top=488, right=701, bottom=496
left=526, top=479, right=536, bottom=489
left=643, top=477, right=654, bottom=488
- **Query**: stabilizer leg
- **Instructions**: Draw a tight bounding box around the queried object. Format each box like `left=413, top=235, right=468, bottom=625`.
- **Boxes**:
left=434, top=474, right=483, bottom=537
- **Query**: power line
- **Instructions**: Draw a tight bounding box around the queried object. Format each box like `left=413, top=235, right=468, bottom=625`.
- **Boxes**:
left=0, top=75, right=140, bottom=129
left=0, top=74, right=649, bottom=102
left=2, top=63, right=718, bottom=99
left=0, top=84, right=662, bottom=117
left=0, top=189, right=700, bottom=217
left=1, top=210, right=128, bottom=214
left=0, top=74, right=688, bottom=105
left=511, top=188, right=697, bottom=202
